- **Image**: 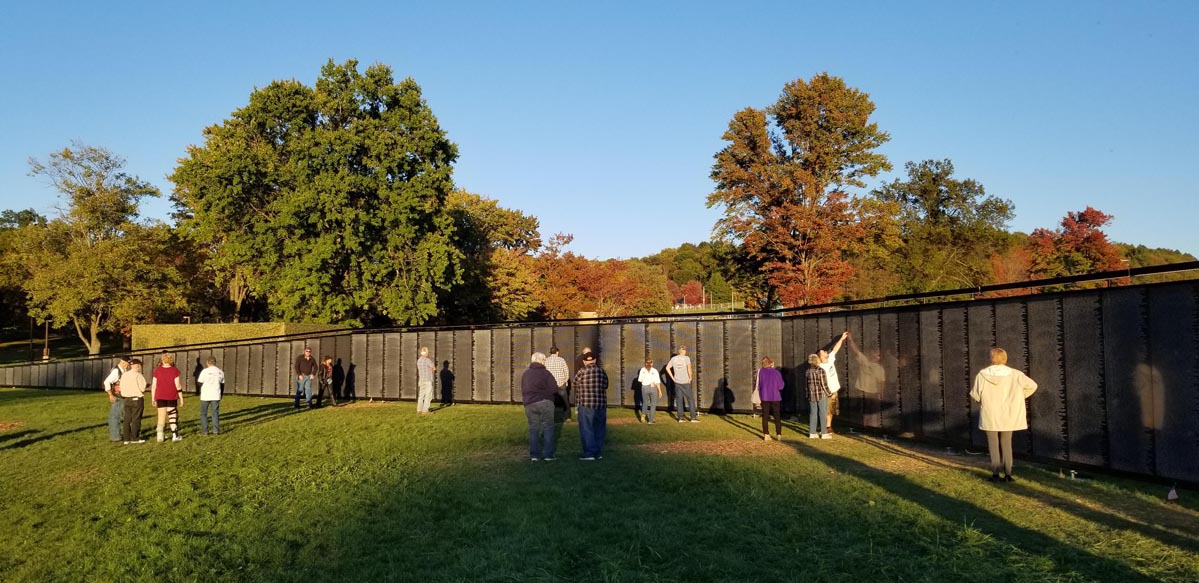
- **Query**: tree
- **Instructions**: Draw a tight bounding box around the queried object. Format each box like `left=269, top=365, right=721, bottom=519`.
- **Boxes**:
left=0, top=209, right=46, bottom=332
left=23, top=144, right=185, bottom=354
left=1027, top=207, right=1124, bottom=279
left=871, top=159, right=1014, bottom=292
left=534, top=236, right=671, bottom=318
left=708, top=73, right=891, bottom=307
left=171, top=59, right=461, bottom=326
left=443, top=189, right=542, bottom=322
left=679, top=280, right=703, bottom=305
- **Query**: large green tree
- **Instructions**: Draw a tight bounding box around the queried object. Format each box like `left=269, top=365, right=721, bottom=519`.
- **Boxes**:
left=708, top=73, right=891, bottom=307
left=23, top=144, right=185, bottom=354
left=171, top=59, right=461, bottom=326
left=871, top=159, right=1014, bottom=292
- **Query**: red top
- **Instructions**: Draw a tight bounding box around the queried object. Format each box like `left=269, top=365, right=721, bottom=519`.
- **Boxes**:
left=153, top=366, right=181, bottom=400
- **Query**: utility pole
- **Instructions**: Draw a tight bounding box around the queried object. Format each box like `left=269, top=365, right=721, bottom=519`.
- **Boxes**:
left=42, top=320, right=50, bottom=360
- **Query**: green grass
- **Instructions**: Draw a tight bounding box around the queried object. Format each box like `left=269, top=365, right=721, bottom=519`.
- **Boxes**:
left=1, top=388, right=1196, bottom=582
left=0, top=333, right=124, bottom=364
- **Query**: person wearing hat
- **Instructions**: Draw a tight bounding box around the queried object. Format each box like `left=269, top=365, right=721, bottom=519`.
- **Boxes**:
left=572, top=351, right=608, bottom=460
left=102, top=356, right=130, bottom=442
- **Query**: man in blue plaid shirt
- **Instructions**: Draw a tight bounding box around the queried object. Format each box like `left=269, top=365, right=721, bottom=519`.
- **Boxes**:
left=572, top=352, right=608, bottom=460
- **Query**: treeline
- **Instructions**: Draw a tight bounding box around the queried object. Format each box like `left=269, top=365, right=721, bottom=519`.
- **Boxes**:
left=0, top=61, right=1193, bottom=354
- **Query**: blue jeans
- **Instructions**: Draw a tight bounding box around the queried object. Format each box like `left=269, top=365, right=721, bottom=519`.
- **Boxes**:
left=675, top=382, right=696, bottom=420
left=107, top=396, right=124, bottom=441
left=809, top=396, right=829, bottom=435
left=640, top=386, right=659, bottom=423
left=524, top=399, right=556, bottom=459
left=295, top=376, right=313, bottom=407
left=200, top=400, right=220, bottom=434
left=577, top=406, right=607, bottom=458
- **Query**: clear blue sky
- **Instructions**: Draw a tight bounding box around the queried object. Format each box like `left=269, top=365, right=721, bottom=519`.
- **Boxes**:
left=2, top=1, right=1196, bottom=259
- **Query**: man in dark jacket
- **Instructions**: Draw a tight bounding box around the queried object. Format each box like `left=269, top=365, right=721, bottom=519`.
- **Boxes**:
left=521, top=352, right=559, bottom=461
left=295, top=346, right=318, bottom=409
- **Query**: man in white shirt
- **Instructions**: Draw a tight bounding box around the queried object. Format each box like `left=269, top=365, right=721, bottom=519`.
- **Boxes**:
left=818, top=331, right=849, bottom=433
left=102, top=356, right=130, bottom=442
left=637, top=358, right=663, bottom=423
left=666, top=346, right=698, bottom=422
left=544, top=346, right=571, bottom=420
left=197, top=357, right=225, bottom=435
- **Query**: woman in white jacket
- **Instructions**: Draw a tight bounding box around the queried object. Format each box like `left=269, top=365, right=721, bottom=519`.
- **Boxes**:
left=970, top=348, right=1038, bottom=482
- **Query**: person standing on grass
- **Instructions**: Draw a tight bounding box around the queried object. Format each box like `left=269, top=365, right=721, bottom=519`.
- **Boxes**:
left=756, top=356, right=785, bottom=441
left=197, top=357, right=224, bottom=435
left=317, top=355, right=336, bottom=407
left=544, top=346, right=570, bottom=421
left=417, top=347, right=435, bottom=414
left=151, top=354, right=184, bottom=442
left=573, top=352, right=608, bottom=460
left=568, top=346, right=593, bottom=423
left=818, top=331, right=848, bottom=433
left=295, top=346, right=318, bottom=409
left=971, top=347, right=1038, bottom=483
left=521, top=352, right=559, bottom=461
left=806, top=354, right=832, bottom=439
left=102, top=356, right=130, bottom=442
left=637, top=358, right=663, bottom=423
left=666, top=346, right=697, bottom=423
left=118, top=359, right=148, bottom=444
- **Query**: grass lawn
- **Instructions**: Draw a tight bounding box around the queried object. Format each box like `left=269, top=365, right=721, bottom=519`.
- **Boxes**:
left=1, top=388, right=1196, bottom=582
left=0, top=333, right=124, bottom=365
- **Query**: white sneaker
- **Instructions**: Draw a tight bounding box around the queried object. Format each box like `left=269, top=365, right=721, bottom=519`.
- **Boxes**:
left=763, top=434, right=772, bottom=441
left=809, top=433, right=818, bottom=439
left=775, top=434, right=783, bottom=442
left=156, top=434, right=164, bottom=443
left=172, top=435, right=183, bottom=442
left=820, top=433, right=832, bottom=440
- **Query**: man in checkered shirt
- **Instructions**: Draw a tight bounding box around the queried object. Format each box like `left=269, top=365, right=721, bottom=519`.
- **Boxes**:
left=544, top=346, right=571, bottom=421
left=572, top=352, right=608, bottom=460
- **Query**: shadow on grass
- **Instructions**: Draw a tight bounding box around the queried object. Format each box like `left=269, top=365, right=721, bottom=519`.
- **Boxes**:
left=0, top=429, right=39, bottom=444
left=0, top=388, right=85, bottom=403
left=1005, top=473, right=1199, bottom=554
left=717, top=412, right=771, bottom=439
left=0, top=422, right=105, bottom=451
left=787, top=438, right=1165, bottom=582
left=190, top=402, right=300, bottom=432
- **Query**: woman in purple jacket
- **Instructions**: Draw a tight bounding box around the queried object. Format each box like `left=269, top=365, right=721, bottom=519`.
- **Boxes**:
left=756, top=356, right=785, bottom=441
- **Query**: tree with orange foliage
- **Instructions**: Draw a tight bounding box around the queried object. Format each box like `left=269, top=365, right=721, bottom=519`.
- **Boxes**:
left=708, top=73, right=891, bottom=307
left=1026, top=207, right=1124, bottom=279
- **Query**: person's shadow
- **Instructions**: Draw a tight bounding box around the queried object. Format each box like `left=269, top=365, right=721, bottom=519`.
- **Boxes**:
left=333, top=359, right=346, bottom=401
left=630, top=372, right=644, bottom=419
left=708, top=377, right=734, bottom=414
left=192, top=357, right=204, bottom=397
left=343, top=362, right=356, bottom=402
left=436, top=361, right=454, bottom=410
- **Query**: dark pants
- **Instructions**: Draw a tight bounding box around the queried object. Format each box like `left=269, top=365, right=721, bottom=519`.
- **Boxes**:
left=121, top=398, right=144, bottom=441
left=107, top=396, right=124, bottom=441
left=986, top=430, right=1014, bottom=475
left=760, top=401, right=782, bottom=435
left=524, top=399, right=556, bottom=459
left=560, top=385, right=574, bottom=420
left=577, top=406, right=607, bottom=458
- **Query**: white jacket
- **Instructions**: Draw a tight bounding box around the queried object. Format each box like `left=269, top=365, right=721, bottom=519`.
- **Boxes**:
left=970, top=365, right=1038, bottom=431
